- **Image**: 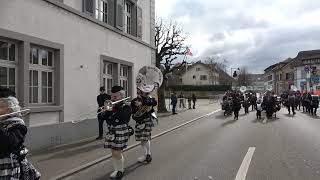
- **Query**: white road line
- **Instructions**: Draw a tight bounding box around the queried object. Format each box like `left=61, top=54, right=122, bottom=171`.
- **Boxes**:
left=235, top=147, right=256, bottom=180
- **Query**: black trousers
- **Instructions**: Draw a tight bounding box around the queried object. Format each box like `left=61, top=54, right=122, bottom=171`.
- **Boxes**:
left=97, top=114, right=106, bottom=137
left=172, top=104, right=177, bottom=114
left=288, top=106, right=295, bottom=114
left=193, top=101, right=196, bottom=109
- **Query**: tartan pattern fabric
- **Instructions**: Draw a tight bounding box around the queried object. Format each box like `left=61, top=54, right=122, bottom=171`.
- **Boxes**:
left=104, top=124, right=130, bottom=150
left=135, top=117, right=153, bottom=141
left=0, top=154, right=21, bottom=180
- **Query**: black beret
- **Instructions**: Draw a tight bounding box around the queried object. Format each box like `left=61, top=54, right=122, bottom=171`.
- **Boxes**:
left=111, top=86, right=123, bottom=93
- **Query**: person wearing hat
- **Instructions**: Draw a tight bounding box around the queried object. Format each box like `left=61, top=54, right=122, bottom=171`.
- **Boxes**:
left=101, top=86, right=132, bottom=179
left=131, top=86, right=157, bottom=164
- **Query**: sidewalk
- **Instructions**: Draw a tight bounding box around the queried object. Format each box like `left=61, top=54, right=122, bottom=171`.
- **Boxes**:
left=29, top=99, right=221, bottom=179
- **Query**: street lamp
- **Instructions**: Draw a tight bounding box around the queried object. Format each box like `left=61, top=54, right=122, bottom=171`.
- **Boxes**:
left=230, top=67, right=240, bottom=89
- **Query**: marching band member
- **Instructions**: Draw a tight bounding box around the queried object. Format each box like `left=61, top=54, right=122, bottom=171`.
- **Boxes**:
left=131, top=87, right=157, bottom=163
left=101, top=86, right=132, bottom=179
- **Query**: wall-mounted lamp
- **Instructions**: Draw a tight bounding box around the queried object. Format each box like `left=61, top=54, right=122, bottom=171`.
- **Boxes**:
left=80, top=65, right=84, bottom=71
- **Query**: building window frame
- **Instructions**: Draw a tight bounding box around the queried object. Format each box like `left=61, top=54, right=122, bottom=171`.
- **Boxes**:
left=102, top=62, right=114, bottom=94
left=29, top=47, right=55, bottom=105
left=124, top=1, right=132, bottom=34
left=0, top=28, right=64, bottom=125
left=0, top=39, right=18, bottom=93
left=196, top=67, right=201, bottom=71
left=100, top=55, right=133, bottom=97
left=95, top=0, right=108, bottom=23
left=200, top=75, right=207, bottom=80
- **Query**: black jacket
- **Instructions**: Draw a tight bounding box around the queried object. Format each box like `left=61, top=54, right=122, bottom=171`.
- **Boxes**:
left=0, top=118, right=27, bottom=157
left=97, top=93, right=111, bottom=108
left=131, top=96, right=157, bottom=122
left=101, top=104, right=132, bottom=126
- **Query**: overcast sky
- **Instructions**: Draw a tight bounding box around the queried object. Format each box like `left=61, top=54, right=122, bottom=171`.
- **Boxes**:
left=155, top=0, right=320, bottom=73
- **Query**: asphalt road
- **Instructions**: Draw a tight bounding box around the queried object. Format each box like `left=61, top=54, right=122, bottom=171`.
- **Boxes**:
left=64, top=108, right=320, bottom=180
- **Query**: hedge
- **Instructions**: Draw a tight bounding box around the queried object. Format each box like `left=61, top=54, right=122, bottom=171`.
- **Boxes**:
left=168, top=85, right=231, bottom=92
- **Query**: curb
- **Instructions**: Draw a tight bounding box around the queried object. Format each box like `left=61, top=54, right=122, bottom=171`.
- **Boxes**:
left=50, top=109, right=221, bottom=180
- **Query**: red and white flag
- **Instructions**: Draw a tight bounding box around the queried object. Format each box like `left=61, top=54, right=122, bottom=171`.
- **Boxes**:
left=185, top=48, right=193, bottom=56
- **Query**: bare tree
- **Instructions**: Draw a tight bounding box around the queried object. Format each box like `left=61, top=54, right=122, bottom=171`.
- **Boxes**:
left=155, top=18, right=188, bottom=112
left=238, top=66, right=251, bottom=86
left=204, top=56, right=229, bottom=85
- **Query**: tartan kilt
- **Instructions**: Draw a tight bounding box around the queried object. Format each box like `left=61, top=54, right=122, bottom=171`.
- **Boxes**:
left=104, top=124, right=130, bottom=151
left=0, top=154, right=21, bottom=180
left=135, top=117, right=153, bottom=141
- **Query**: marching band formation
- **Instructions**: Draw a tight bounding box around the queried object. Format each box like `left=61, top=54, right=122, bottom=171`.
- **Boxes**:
left=221, top=89, right=320, bottom=122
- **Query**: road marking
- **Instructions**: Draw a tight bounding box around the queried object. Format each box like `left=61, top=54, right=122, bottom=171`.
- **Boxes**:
left=50, top=109, right=221, bottom=180
left=235, top=147, right=255, bottom=180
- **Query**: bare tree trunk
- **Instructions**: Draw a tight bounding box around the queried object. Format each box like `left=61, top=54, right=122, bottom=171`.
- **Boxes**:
left=157, top=85, right=168, bottom=113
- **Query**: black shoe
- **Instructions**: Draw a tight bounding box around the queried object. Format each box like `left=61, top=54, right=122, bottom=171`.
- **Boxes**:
left=96, top=136, right=103, bottom=140
left=173, top=113, right=178, bottom=115
left=115, top=171, right=123, bottom=180
left=146, top=154, right=152, bottom=163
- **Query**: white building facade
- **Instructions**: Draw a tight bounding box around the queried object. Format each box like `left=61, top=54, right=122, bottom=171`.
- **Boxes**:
left=181, top=63, right=219, bottom=86
left=0, top=0, right=155, bottom=150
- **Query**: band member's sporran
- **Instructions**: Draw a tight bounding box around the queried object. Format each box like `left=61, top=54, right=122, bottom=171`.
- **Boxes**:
left=101, top=86, right=132, bottom=179
left=132, top=66, right=163, bottom=164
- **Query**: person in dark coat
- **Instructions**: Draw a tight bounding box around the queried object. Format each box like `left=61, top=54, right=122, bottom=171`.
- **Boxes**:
left=101, top=86, right=132, bottom=179
left=287, top=92, right=296, bottom=115
left=192, top=93, right=197, bottom=109
left=187, top=94, right=192, bottom=109
left=232, top=94, right=241, bottom=120
left=0, top=87, right=40, bottom=180
left=96, top=86, right=111, bottom=140
left=243, top=97, right=250, bottom=114
left=131, top=88, right=157, bottom=163
left=171, top=92, right=178, bottom=114
left=310, top=95, right=319, bottom=116
left=262, top=91, right=276, bottom=119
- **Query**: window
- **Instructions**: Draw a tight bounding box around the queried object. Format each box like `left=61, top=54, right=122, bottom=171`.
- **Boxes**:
left=29, top=48, right=54, bottom=104
left=120, top=65, right=129, bottom=97
left=95, top=0, right=108, bottom=23
left=193, top=75, right=196, bottom=79
left=200, top=75, right=207, bottom=80
left=196, top=68, right=201, bottom=71
left=0, top=40, right=17, bottom=92
left=103, top=62, right=114, bottom=94
left=124, top=1, right=132, bottom=34
left=279, top=74, right=282, bottom=81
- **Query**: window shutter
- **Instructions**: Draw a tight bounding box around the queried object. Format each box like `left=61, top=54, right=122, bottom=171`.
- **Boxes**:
left=137, top=6, right=142, bottom=39
left=83, top=0, right=95, bottom=16
left=131, top=4, right=137, bottom=37
left=116, top=0, right=124, bottom=30
left=107, top=0, right=115, bottom=26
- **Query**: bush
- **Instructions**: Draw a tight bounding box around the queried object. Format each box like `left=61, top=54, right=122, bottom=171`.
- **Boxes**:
left=168, top=85, right=231, bottom=92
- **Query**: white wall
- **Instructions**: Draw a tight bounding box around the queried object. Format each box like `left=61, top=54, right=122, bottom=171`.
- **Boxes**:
left=181, top=64, right=219, bottom=85
left=0, top=0, right=153, bottom=124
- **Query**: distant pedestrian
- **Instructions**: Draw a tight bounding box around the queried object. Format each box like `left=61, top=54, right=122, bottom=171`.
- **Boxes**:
left=256, top=99, right=262, bottom=119
left=287, top=92, right=296, bottom=115
left=187, top=94, right=192, bottom=109
left=96, top=86, right=111, bottom=140
left=233, top=94, right=241, bottom=120
left=178, top=92, right=185, bottom=109
left=192, top=93, right=197, bottom=109
left=171, top=92, right=178, bottom=114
